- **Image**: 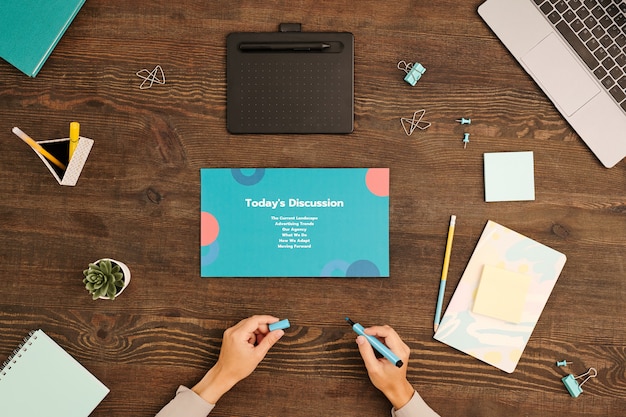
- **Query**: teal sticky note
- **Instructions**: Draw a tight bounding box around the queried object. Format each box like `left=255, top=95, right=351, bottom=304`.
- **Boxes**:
left=484, top=151, right=535, bottom=202
left=0, top=0, right=86, bottom=77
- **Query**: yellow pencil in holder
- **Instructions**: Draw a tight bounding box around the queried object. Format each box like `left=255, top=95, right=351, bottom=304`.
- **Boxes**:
left=13, top=127, right=66, bottom=170
left=13, top=126, right=93, bottom=187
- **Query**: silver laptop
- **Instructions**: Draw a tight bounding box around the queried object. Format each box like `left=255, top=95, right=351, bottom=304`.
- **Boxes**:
left=478, top=0, right=626, bottom=168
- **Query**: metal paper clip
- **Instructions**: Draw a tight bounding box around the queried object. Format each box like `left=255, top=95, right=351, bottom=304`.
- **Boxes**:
left=136, top=65, right=166, bottom=90
left=562, top=367, right=597, bottom=398
left=401, top=109, right=431, bottom=136
left=397, top=60, right=426, bottom=86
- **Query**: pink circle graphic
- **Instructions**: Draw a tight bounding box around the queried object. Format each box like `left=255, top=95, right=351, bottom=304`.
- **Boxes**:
left=201, top=211, right=219, bottom=246
left=365, top=168, right=389, bottom=197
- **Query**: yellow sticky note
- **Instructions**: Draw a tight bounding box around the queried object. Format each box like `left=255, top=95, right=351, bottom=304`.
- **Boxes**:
left=472, top=265, right=532, bottom=323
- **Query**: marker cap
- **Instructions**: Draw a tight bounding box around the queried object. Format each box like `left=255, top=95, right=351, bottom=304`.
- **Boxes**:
left=269, top=319, right=290, bottom=332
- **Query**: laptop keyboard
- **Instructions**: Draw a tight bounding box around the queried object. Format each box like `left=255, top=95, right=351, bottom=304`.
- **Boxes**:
left=534, top=0, right=626, bottom=113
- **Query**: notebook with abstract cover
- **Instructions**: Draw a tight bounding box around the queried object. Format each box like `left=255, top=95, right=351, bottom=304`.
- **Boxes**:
left=0, top=329, right=109, bottom=416
left=200, top=168, right=389, bottom=277
left=434, top=220, right=567, bottom=373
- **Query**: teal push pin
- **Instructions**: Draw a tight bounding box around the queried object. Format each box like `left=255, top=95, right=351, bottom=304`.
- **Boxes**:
left=556, top=360, right=572, bottom=367
left=462, top=133, right=470, bottom=149
left=456, top=118, right=471, bottom=125
left=561, top=368, right=597, bottom=398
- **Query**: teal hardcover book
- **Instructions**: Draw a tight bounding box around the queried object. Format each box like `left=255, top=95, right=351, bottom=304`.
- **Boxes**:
left=0, top=0, right=86, bottom=77
left=0, top=329, right=109, bottom=416
left=200, top=168, right=390, bottom=277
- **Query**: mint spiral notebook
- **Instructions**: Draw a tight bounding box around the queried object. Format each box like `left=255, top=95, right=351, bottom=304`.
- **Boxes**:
left=0, top=329, right=109, bottom=417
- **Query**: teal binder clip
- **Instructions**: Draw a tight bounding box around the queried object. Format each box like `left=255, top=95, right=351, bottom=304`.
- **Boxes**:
left=561, top=368, right=597, bottom=398
left=397, top=60, right=426, bottom=86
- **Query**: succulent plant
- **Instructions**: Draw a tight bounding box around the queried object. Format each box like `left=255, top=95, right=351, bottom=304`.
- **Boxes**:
left=83, top=259, right=125, bottom=300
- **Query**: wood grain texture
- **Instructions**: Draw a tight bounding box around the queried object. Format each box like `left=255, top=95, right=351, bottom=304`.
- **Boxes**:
left=0, top=1, right=624, bottom=416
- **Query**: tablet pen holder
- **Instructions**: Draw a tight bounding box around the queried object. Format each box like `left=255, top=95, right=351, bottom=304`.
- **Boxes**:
left=34, top=136, right=94, bottom=186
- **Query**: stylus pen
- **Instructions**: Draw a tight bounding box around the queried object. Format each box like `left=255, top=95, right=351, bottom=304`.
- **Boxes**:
left=345, top=317, right=403, bottom=368
left=239, top=42, right=331, bottom=51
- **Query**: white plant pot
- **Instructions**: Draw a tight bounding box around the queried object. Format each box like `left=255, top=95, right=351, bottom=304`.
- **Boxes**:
left=95, top=258, right=131, bottom=300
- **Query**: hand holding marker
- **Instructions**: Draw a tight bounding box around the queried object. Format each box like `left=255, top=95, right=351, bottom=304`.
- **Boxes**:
left=346, top=317, right=403, bottom=367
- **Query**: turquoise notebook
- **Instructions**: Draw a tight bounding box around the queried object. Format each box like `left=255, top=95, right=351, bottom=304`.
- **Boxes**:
left=0, top=329, right=109, bottom=416
left=200, top=168, right=390, bottom=277
left=0, top=0, right=86, bottom=77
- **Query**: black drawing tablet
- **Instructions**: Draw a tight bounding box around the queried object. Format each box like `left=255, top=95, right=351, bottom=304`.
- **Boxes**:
left=226, top=26, right=354, bottom=134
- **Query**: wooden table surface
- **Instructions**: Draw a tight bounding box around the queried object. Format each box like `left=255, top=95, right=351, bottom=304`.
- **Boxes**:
left=1, top=1, right=625, bottom=416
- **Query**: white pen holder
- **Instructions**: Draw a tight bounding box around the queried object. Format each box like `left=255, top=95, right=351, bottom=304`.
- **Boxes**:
left=34, top=136, right=94, bottom=186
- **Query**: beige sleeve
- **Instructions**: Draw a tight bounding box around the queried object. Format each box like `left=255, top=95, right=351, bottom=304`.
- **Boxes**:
left=155, top=385, right=216, bottom=417
left=391, top=391, right=440, bottom=417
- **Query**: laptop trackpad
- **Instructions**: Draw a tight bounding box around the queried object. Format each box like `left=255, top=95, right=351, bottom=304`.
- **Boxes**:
left=521, top=33, right=599, bottom=116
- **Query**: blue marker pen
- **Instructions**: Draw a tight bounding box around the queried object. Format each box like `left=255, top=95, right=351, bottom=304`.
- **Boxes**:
left=345, top=317, right=403, bottom=368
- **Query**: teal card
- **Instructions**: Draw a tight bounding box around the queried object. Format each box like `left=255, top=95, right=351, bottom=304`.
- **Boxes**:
left=200, top=168, right=389, bottom=277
